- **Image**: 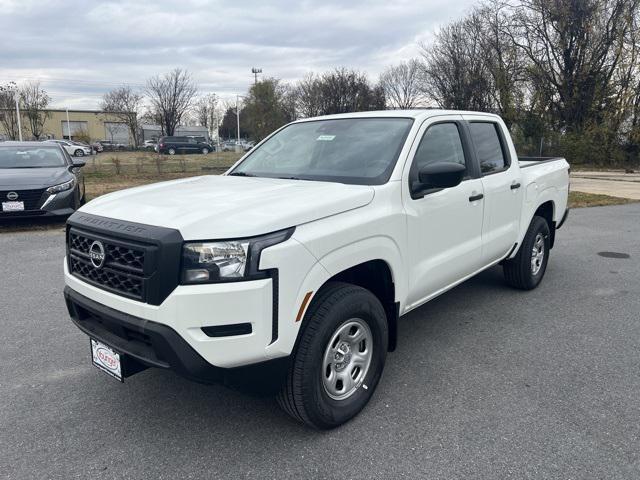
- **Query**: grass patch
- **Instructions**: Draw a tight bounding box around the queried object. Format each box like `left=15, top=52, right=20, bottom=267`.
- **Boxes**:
left=568, top=191, right=638, bottom=208
left=84, top=151, right=242, bottom=200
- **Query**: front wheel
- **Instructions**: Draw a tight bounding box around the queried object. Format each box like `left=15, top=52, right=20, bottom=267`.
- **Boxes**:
left=277, top=282, right=388, bottom=429
left=74, top=149, right=84, bottom=157
left=201, top=148, right=209, bottom=155
left=167, top=148, right=176, bottom=155
left=503, top=215, right=550, bottom=290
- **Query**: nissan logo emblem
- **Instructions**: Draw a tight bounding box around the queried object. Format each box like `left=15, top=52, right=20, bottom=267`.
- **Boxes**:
left=89, top=241, right=106, bottom=269
left=7, top=191, right=18, bottom=201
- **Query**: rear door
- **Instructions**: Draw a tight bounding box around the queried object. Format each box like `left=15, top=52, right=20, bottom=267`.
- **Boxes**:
left=402, top=115, right=486, bottom=309
left=462, top=115, right=522, bottom=263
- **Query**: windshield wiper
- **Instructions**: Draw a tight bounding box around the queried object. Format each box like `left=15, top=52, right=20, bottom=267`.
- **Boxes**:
left=276, top=176, right=303, bottom=180
left=227, top=171, right=256, bottom=177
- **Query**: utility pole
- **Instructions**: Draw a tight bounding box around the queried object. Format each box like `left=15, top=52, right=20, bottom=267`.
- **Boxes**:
left=251, top=67, right=262, bottom=85
left=214, top=112, right=220, bottom=151
left=13, top=89, right=22, bottom=141
left=236, top=94, right=241, bottom=148
left=65, top=108, right=71, bottom=140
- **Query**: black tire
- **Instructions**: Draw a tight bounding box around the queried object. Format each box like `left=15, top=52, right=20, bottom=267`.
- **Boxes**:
left=74, top=149, right=84, bottom=157
left=277, top=281, right=388, bottom=429
left=503, top=215, right=550, bottom=290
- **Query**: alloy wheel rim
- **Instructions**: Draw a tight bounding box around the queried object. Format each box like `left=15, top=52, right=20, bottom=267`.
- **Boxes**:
left=322, top=318, right=373, bottom=401
left=531, top=233, right=545, bottom=275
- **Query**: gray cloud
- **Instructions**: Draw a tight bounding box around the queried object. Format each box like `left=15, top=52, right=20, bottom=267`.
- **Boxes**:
left=0, top=0, right=477, bottom=108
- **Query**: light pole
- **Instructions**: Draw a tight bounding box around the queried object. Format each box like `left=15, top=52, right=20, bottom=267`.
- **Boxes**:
left=65, top=108, right=71, bottom=140
left=234, top=94, right=247, bottom=152
left=213, top=111, right=220, bottom=152
left=251, top=67, right=262, bottom=85
left=236, top=95, right=240, bottom=145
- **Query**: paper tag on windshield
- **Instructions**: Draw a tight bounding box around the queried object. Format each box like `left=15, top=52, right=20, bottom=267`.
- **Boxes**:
left=316, top=135, right=335, bottom=141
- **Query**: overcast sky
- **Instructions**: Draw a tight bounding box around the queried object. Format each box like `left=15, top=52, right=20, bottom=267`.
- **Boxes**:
left=0, top=0, right=477, bottom=109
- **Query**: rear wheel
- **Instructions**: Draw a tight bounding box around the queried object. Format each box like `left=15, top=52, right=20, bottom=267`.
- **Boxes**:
left=277, top=282, right=388, bottom=429
left=503, top=215, right=550, bottom=290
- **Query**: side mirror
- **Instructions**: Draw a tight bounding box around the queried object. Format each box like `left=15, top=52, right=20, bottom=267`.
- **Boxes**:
left=418, top=162, right=466, bottom=189
left=71, top=158, right=86, bottom=168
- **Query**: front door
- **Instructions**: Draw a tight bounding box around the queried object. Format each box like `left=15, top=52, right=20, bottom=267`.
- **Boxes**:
left=403, top=116, right=485, bottom=310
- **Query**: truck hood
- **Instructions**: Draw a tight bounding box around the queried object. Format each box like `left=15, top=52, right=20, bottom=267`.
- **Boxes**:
left=80, top=175, right=374, bottom=239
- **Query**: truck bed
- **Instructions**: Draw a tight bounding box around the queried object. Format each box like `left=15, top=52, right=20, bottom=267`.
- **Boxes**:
left=517, top=155, right=570, bottom=231
left=518, top=156, right=565, bottom=169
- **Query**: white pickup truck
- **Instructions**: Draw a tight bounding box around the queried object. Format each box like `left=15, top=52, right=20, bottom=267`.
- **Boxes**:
left=63, top=110, right=569, bottom=428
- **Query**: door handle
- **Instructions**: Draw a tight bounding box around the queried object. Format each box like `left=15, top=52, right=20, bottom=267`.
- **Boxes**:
left=510, top=183, right=521, bottom=190
left=468, top=193, right=484, bottom=202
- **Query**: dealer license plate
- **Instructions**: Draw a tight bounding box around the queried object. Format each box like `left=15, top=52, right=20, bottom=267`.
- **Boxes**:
left=91, top=339, right=123, bottom=382
left=2, top=201, right=24, bottom=212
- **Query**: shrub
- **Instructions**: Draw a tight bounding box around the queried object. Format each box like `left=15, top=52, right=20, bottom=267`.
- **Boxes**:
left=111, top=157, right=122, bottom=174
left=154, top=153, right=164, bottom=174
left=177, top=156, right=187, bottom=173
left=135, top=156, right=145, bottom=173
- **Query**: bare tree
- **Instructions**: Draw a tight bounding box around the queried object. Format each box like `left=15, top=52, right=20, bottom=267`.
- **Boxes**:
left=0, top=82, right=20, bottom=140
left=104, top=122, right=121, bottom=142
left=145, top=69, right=198, bottom=136
left=101, top=85, right=143, bottom=145
left=294, top=68, right=385, bottom=117
left=472, top=1, right=526, bottom=127
left=20, top=81, right=50, bottom=139
left=295, top=73, right=324, bottom=118
left=419, top=18, right=494, bottom=111
left=194, top=93, right=219, bottom=138
left=379, top=60, right=425, bottom=109
left=509, top=0, right=638, bottom=133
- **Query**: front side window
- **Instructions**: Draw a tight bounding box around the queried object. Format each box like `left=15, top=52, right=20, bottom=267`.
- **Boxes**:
left=469, top=122, right=507, bottom=174
left=413, top=123, right=466, bottom=172
left=230, top=118, right=413, bottom=185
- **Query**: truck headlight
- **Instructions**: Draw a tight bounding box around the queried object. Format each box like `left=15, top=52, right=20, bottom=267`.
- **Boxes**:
left=181, top=228, right=294, bottom=284
left=46, top=178, right=76, bottom=194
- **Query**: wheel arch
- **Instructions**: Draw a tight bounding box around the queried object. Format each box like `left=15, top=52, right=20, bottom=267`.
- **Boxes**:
left=513, top=193, right=557, bottom=257
left=296, top=248, right=402, bottom=353
left=327, top=259, right=399, bottom=352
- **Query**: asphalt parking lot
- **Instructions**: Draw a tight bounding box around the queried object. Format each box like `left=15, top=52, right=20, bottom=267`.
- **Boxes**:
left=1, top=203, right=639, bottom=479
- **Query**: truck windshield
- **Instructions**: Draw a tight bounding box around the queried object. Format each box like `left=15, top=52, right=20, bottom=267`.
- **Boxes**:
left=230, top=117, right=413, bottom=185
left=0, top=146, right=67, bottom=168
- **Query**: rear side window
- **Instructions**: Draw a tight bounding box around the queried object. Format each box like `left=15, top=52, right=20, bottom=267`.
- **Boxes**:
left=469, top=122, right=507, bottom=174
left=413, top=123, right=466, bottom=171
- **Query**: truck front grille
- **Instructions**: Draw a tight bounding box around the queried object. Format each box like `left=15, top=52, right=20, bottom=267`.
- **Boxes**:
left=68, top=229, right=152, bottom=301
left=70, top=256, right=143, bottom=299
left=69, top=231, right=145, bottom=273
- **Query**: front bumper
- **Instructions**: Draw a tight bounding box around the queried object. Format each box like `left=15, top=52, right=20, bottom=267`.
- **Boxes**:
left=0, top=188, right=77, bottom=219
left=65, top=286, right=224, bottom=382
left=64, top=260, right=276, bottom=369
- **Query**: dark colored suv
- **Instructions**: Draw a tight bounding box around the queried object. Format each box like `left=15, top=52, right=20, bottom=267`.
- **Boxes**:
left=157, top=136, right=214, bottom=155
left=0, top=142, right=86, bottom=219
